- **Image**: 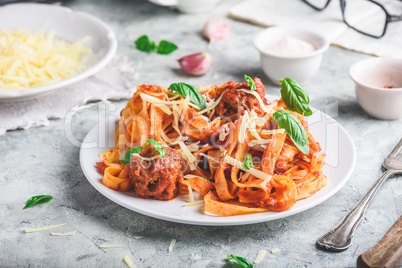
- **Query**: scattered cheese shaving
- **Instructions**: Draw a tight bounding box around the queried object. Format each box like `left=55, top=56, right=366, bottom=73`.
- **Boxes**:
left=183, top=200, right=205, bottom=207
left=254, top=250, right=267, bottom=264
left=184, top=174, right=210, bottom=183
left=134, top=236, right=144, bottom=239
left=224, top=155, right=272, bottom=182
left=131, top=153, right=160, bottom=161
left=239, top=111, right=250, bottom=143
left=24, top=223, right=66, bottom=233
left=98, top=149, right=112, bottom=159
left=271, top=248, right=281, bottom=254
left=123, top=255, right=137, bottom=268
left=99, top=244, right=123, bottom=248
left=179, top=141, right=197, bottom=170
left=238, top=89, right=272, bottom=114
left=0, top=29, right=91, bottom=91
left=140, top=94, right=173, bottom=115
left=168, top=239, right=176, bottom=252
left=261, top=129, right=285, bottom=135
left=198, top=92, right=225, bottom=115
left=188, top=185, right=195, bottom=203
left=50, top=231, right=77, bottom=236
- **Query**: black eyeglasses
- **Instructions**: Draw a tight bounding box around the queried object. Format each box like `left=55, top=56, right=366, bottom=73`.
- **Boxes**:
left=302, top=0, right=402, bottom=38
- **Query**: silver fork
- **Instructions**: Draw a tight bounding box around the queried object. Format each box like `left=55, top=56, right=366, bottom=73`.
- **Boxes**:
left=317, top=138, right=402, bottom=252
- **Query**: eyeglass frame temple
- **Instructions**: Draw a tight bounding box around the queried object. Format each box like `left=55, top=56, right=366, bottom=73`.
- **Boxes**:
left=301, top=0, right=332, bottom=11
left=340, top=0, right=388, bottom=38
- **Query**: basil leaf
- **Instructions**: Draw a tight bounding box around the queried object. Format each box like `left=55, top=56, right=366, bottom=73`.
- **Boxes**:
left=168, top=82, right=207, bottom=110
left=227, top=254, right=253, bottom=268
left=121, top=146, right=143, bottom=165
left=242, top=154, right=254, bottom=170
left=146, top=139, right=166, bottom=159
left=135, top=35, right=156, bottom=52
left=156, top=40, right=178, bottom=55
left=244, top=74, right=256, bottom=92
left=24, top=195, right=53, bottom=209
left=279, top=78, right=312, bottom=116
left=273, top=110, right=309, bottom=155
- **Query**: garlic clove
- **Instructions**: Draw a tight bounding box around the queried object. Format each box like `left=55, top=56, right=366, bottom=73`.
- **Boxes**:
left=178, top=53, right=212, bottom=76
left=203, top=18, right=230, bottom=43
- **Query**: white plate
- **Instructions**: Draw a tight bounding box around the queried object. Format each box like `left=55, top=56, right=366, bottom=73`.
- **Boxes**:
left=148, top=0, right=177, bottom=7
left=0, top=3, right=117, bottom=101
left=79, top=100, right=356, bottom=226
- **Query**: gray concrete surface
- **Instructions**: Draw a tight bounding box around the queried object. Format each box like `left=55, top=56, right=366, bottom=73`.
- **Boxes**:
left=0, top=0, right=401, bottom=267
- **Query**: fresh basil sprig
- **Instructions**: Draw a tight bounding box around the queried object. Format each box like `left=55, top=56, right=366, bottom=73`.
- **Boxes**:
left=146, top=139, right=166, bottom=159
left=273, top=110, right=309, bottom=155
left=279, top=78, right=312, bottom=116
left=134, top=35, right=178, bottom=55
left=156, top=40, right=178, bottom=55
left=244, top=74, right=256, bottom=92
left=227, top=254, right=253, bottom=268
left=135, top=35, right=156, bottom=52
left=168, top=82, right=207, bottom=110
left=121, top=146, right=143, bottom=165
left=242, top=154, right=254, bottom=170
left=24, top=195, right=53, bottom=209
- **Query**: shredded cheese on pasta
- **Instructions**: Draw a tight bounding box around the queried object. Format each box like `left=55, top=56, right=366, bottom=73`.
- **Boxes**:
left=224, top=155, right=272, bottom=182
left=0, top=29, right=91, bottom=91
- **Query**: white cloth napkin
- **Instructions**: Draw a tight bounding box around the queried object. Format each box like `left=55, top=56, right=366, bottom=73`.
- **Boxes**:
left=229, top=0, right=402, bottom=58
left=0, top=56, right=138, bottom=136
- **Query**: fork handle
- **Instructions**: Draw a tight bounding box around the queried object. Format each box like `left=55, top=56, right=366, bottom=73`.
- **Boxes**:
left=317, top=169, right=399, bottom=251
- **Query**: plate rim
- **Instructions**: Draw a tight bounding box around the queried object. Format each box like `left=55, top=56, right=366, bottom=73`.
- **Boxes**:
left=79, top=101, right=356, bottom=226
left=0, top=3, right=117, bottom=101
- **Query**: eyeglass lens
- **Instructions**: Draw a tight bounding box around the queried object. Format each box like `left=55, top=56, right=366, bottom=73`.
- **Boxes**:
left=304, top=0, right=387, bottom=37
left=343, top=0, right=386, bottom=37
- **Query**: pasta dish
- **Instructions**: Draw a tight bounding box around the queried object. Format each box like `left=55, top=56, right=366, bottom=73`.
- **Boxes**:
left=96, top=76, right=327, bottom=216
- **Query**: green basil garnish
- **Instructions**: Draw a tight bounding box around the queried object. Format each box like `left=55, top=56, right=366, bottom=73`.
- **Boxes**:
left=279, top=78, right=312, bottom=116
left=156, top=40, right=178, bottom=55
left=24, top=195, right=53, bottom=209
left=242, top=154, right=254, bottom=170
left=121, top=146, right=143, bottom=165
left=134, top=35, right=156, bottom=52
left=168, top=82, right=207, bottom=110
left=146, top=139, right=166, bottom=159
left=227, top=254, right=253, bottom=268
left=244, top=74, right=256, bottom=92
left=273, top=110, right=309, bottom=155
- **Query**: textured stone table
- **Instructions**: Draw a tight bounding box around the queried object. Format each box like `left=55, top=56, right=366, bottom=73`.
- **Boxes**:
left=1, top=0, right=401, bottom=267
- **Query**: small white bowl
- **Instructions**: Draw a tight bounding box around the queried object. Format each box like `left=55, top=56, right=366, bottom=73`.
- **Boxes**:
left=349, top=57, right=402, bottom=120
left=148, top=0, right=221, bottom=13
left=254, top=26, right=329, bottom=85
left=0, top=3, right=117, bottom=101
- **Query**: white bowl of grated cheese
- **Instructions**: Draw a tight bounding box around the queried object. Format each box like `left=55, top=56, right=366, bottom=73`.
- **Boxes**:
left=0, top=3, right=117, bottom=101
left=254, top=26, right=329, bottom=85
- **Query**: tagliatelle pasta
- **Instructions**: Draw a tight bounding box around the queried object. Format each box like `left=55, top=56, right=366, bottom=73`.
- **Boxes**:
left=96, top=77, right=327, bottom=216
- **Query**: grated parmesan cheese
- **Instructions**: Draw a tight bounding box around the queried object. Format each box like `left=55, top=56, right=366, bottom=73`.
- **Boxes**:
left=184, top=174, right=210, bottom=183
left=99, top=244, right=123, bottom=248
left=238, top=89, right=273, bottom=114
left=254, top=250, right=267, bottom=264
left=271, top=248, right=281, bottom=254
left=50, top=231, right=77, bottom=236
left=224, top=155, right=272, bottom=182
left=168, top=239, right=176, bottom=252
left=198, top=92, right=225, bottom=115
left=187, top=185, right=195, bottom=203
left=261, top=129, right=285, bottom=135
left=24, top=223, right=66, bottom=233
left=0, top=29, right=91, bottom=91
left=183, top=200, right=204, bottom=207
left=123, top=255, right=137, bottom=268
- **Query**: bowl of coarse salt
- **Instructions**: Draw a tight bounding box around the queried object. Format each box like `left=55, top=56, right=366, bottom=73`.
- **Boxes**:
left=254, top=26, right=329, bottom=85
